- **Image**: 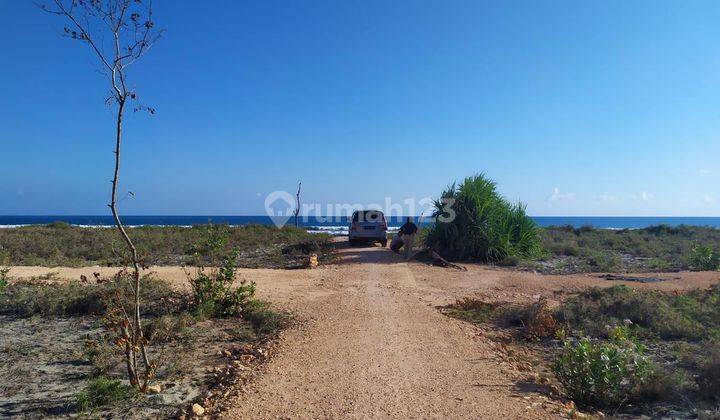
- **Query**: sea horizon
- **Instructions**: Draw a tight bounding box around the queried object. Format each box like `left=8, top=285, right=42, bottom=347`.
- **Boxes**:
left=2, top=215, right=720, bottom=235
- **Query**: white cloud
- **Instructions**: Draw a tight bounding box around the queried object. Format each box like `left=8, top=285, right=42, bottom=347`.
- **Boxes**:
left=704, top=194, right=716, bottom=204
left=632, top=191, right=654, bottom=202
left=596, top=194, right=619, bottom=203
left=699, top=169, right=712, bottom=175
left=547, top=187, right=575, bottom=202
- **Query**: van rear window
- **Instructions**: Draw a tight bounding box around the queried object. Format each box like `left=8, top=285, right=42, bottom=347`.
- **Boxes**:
left=352, top=211, right=384, bottom=222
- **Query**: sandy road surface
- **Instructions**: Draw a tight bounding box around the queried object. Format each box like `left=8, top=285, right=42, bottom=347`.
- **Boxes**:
left=221, top=244, right=558, bottom=419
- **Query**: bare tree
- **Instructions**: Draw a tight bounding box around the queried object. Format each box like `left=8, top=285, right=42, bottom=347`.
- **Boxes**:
left=40, top=0, right=162, bottom=391
left=294, top=181, right=302, bottom=227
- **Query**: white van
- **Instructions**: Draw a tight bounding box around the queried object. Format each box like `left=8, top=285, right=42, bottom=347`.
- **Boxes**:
left=349, top=210, right=388, bottom=247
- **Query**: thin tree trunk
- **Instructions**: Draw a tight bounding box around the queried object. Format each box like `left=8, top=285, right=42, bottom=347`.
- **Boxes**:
left=295, top=182, right=301, bottom=227
left=108, top=98, right=151, bottom=389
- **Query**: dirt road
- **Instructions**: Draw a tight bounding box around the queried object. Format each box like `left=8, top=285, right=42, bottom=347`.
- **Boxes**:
left=221, top=244, right=557, bottom=419
left=8, top=245, right=719, bottom=418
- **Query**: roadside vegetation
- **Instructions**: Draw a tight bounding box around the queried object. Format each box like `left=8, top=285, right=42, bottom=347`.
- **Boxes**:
left=529, top=224, right=720, bottom=274
left=425, top=174, right=541, bottom=263
left=442, top=285, right=720, bottom=417
left=423, top=174, right=720, bottom=273
left=0, top=223, right=332, bottom=268
left=0, top=227, right=290, bottom=418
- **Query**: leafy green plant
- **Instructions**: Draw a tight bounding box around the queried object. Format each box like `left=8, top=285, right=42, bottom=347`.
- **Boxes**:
left=425, top=174, right=541, bottom=262
left=188, top=249, right=256, bottom=318
left=74, top=376, right=136, bottom=413
left=0, top=267, right=8, bottom=294
left=553, top=337, right=651, bottom=408
left=689, top=244, right=720, bottom=271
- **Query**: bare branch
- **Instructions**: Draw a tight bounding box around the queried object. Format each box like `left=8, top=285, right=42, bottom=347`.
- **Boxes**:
left=40, top=0, right=162, bottom=392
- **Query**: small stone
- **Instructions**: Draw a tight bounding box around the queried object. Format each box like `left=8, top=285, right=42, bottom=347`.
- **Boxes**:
left=146, top=384, right=162, bottom=394
left=222, top=350, right=232, bottom=357
left=309, top=253, right=319, bottom=268
left=192, top=403, right=205, bottom=416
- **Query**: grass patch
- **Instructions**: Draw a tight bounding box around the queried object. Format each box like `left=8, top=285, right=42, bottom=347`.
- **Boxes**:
left=0, top=223, right=331, bottom=267
left=0, top=276, right=185, bottom=318
left=557, top=285, right=720, bottom=340
left=73, top=376, right=137, bottom=413
left=536, top=224, right=720, bottom=273
left=443, top=298, right=498, bottom=323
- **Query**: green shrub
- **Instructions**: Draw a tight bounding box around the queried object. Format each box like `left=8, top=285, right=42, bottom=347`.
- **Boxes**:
left=553, top=337, right=651, bottom=408
left=74, top=376, right=136, bottom=412
left=0, top=267, right=8, bottom=293
left=689, top=244, right=720, bottom=271
left=425, top=174, right=541, bottom=262
left=188, top=249, right=256, bottom=318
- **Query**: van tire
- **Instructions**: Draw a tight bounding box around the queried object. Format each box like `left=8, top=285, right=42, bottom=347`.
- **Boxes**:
left=380, top=239, right=387, bottom=247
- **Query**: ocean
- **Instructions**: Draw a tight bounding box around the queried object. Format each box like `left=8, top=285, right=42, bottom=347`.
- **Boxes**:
left=0, top=215, right=719, bottom=236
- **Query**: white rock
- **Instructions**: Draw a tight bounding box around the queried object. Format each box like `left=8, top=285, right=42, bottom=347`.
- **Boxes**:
left=192, top=403, right=205, bottom=416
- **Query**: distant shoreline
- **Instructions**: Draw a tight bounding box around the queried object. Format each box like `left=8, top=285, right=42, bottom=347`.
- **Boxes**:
left=1, top=215, right=720, bottom=232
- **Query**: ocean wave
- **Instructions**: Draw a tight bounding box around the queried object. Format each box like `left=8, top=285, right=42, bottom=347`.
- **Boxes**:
left=306, top=225, right=400, bottom=236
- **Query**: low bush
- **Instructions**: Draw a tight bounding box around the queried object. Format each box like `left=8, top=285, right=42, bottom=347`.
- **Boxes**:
left=0, top=275, right=183, bottom=318
left=521, top=299, right=558, bottom=340
left=0, top=267, right=8, bottom=293
left=74, top=376, right=136, bottom=412
left=557, top=286, right=716, bottom=340
left=187, top=248, right=257, bottom=318
left=553, top=337, right=651, bottom=408
left=689, top=244, right=720, bottom=271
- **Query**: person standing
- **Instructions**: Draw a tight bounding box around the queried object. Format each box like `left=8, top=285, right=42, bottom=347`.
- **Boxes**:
left=399, top=217, right=418, bottom=259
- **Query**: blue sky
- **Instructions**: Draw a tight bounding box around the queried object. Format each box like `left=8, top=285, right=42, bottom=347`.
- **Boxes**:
left=1, top=0, right=719, bottom=216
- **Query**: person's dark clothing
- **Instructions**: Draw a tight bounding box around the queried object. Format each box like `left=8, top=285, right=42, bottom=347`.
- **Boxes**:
left=399, top=221, right=418, bottom=236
